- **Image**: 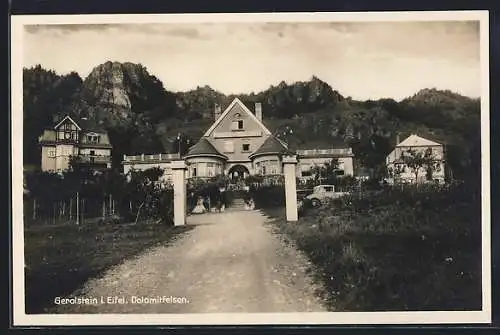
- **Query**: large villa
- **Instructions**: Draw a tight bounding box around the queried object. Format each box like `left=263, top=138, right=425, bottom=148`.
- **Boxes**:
left=123, top=98, right=355, bottom=182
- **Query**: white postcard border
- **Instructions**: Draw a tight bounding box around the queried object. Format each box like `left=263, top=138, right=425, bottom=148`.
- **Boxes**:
left=11, top=10, right=491, bottom=326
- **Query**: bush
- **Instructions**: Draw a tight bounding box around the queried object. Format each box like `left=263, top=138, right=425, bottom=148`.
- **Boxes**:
left=249, top=185, right=286, bottom=209
left=272, top=181, right=482, bottom=311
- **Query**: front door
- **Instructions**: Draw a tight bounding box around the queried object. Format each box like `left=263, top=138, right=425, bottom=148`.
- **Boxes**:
left=229, top=165, right=249, bottom=182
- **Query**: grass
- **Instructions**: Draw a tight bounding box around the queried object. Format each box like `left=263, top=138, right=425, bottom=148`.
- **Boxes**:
left=265, top=184, right=482, bottom=311
left=24, top=221, right=193, bottom=314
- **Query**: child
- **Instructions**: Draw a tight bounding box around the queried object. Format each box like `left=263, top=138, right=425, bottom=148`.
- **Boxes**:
left=248, top=197, right=255, bottom=210
left=192, top=196, right=207, bottom=214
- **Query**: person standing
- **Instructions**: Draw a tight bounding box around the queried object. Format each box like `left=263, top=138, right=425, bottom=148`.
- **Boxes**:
left=218, top=185, right=226, bottom=212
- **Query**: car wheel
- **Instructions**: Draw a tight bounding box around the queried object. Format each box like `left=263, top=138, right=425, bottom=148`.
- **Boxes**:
left=311, top=198, right=321, bottom=207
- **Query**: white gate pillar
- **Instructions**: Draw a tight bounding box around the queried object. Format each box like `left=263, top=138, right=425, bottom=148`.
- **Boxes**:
left=171, top=160, right=187, bottom=226
left=283, top=155, right=298, bottom=222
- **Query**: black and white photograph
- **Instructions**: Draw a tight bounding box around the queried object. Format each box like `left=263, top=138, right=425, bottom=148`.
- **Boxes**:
left=11, top=11, right=491, bottom=326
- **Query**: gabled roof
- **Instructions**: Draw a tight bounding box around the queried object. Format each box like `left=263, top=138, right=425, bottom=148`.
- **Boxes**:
left=203, top=98, right=272, bottom=137
left=183, top=138, right=228, bottom=160
left=54, top=115, right=82, bottom=130
left=53, top=114, right=107, bottom=132
left=397, top=134, right=442, bottom=147
left=249, top=135, right=292, bottom=159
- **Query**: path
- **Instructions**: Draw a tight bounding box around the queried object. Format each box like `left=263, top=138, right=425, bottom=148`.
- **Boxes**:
left=53, top=210, right=327, bottom=313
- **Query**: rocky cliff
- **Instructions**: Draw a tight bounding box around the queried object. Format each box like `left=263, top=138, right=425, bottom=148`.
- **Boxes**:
left=74, top=61, right=175, bottom=129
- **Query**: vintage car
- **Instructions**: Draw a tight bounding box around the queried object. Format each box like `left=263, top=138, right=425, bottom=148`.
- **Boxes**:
left=305, top=184, right=349, bottom=207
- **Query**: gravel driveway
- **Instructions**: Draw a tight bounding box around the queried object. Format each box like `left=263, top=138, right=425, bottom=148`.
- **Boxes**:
left=53, top=210, right=326, bottom=313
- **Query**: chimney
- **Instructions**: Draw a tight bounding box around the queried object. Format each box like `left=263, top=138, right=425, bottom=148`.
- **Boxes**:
left=214, top=103, right=222, bottom=121
left=396, top=133, right=400, bottom=145
left=255, top=102, right=262, bottom=121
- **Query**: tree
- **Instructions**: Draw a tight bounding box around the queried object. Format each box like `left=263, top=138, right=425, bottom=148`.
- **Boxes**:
left=93, top=169, right=128, bottom=218
left=125, top=167, right=165, bottom=224
left=23, top=66, right=82, bottom=165
left=312, top=158, right=340, bottom=184
left=350, top=132, right=392, bottom=181
left=397, top=148, right=441, bottom=184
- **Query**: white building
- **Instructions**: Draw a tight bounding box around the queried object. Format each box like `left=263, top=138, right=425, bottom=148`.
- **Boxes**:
left=38, top=115, right=112, bottom=172
left=386, top=134, right=446, bottom=184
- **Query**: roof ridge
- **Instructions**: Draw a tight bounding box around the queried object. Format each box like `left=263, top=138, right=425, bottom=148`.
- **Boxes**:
left=249, top=135, right=291, bottom=158
left=184, top=137, right=227, bottom=159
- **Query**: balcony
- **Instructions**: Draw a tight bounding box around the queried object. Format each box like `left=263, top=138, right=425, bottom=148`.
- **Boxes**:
left=123, top=153, right=181, bottom=163
left=213, top=131, right=262, bottom=138
left=75, top=155, right=111, bottom=164
left=296, top=148, right=353, bottom=157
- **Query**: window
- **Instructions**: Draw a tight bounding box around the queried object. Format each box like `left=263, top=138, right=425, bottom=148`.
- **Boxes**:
left=300, top=163, right=312, bottom=175
left=257, top=159, right=280, bottom=175
left=87, top=134, right=100, bottom=143
left=207, top=162, right=215, bottom=177
left=192, top=167, right=197, bottom=177
left=48, top=149, right=55, bottom=158
left=335, top=170, right=345, bottom=176
left=324, top=186, right=334, bottom=192
left=224, top=141, right=234, bottom=153
left=242, top=144, right=250, bottom=152
left=269, top=160, right=279, bottom=174
left=301, top=170, right=312, bottom=177
left=231, top=120, right=244, bottom=131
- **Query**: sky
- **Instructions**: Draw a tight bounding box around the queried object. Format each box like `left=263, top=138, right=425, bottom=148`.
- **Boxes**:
left=23, top=20, right=481, bottom=101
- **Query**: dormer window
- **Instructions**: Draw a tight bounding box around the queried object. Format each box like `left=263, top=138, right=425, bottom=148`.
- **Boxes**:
left=86, top=133, right=100, bottom=144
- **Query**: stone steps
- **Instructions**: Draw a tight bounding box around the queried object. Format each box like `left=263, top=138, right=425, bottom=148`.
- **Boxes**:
left=230, top=198, right=247, bottom=209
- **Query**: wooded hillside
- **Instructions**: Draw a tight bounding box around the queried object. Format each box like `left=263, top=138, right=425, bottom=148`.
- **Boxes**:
left=23, top=62, right=481, bottom=181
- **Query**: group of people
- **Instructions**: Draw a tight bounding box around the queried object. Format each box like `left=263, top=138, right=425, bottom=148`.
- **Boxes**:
left=190, top=186, right=228, bottom=214
left=189, top=186, right=256, bottom=214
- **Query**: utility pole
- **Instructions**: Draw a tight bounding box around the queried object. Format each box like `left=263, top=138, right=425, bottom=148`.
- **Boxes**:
left=53, top=203, right=56, bottom=225
left=82, top=198, right=85, bottom=225
left=102, top=196, right=106, bottom=220
left=177, top=133, right=181, bottom=155
left=76, top=191, right=80, bottom=225
left=109, top=194, right=112, bottom=215
left=32, top=198, right=36, bottom=220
